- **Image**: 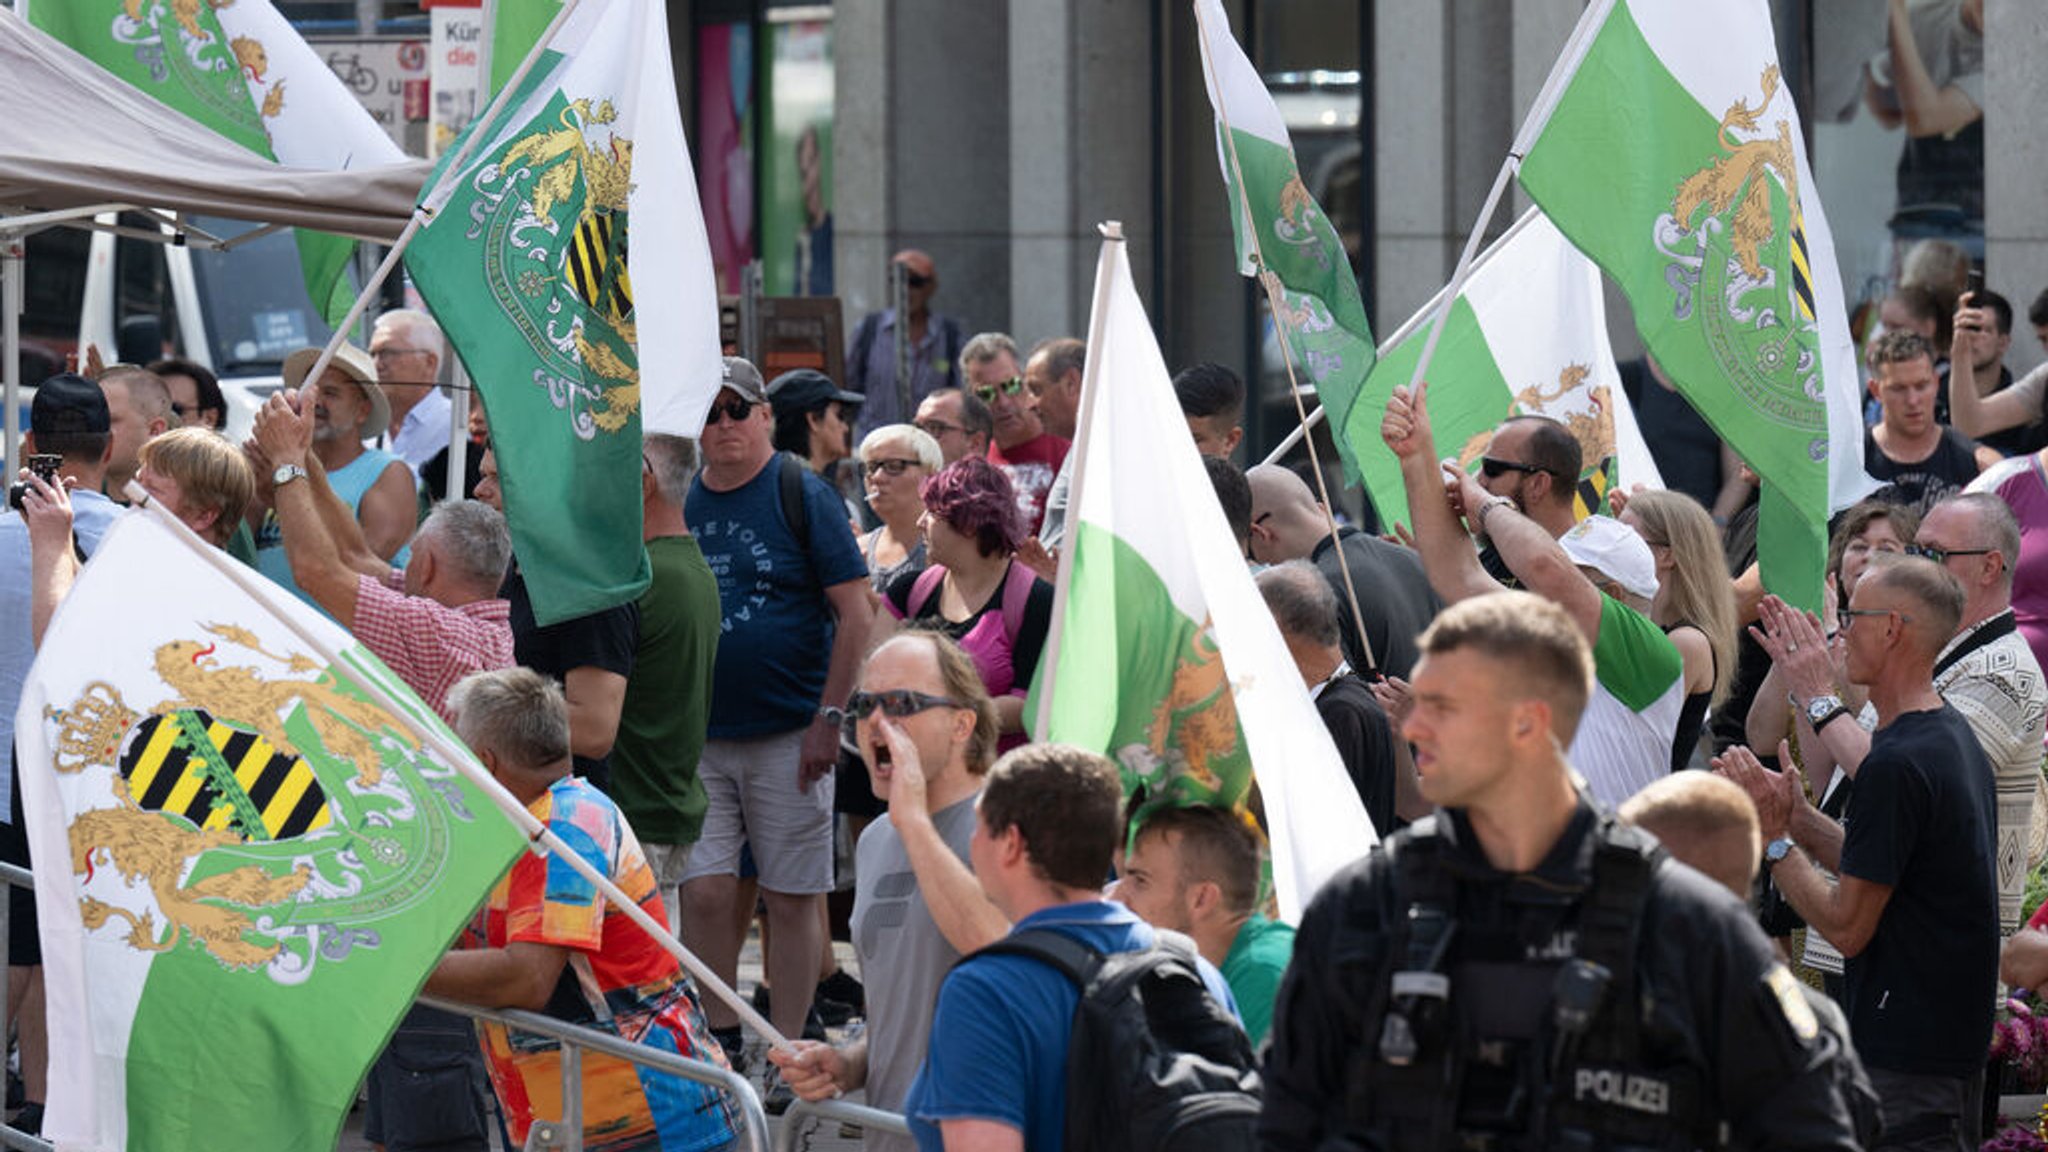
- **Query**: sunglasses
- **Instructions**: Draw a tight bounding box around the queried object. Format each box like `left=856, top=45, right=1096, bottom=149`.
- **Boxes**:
left=905, top=273, right=933, bottom=289
left=1478, top=456, right=1555, bottom=479
left=973, top=377, right=1028, bottom=404
left=704, top=397, right=756, bottom=425
left=865, top=457, right=923, bottom=477
left=1903, top=543, right=1993, bottom=565
left=847, top=689, right=965, bottom=721
left=1841, top=607, right=1913, bottom=627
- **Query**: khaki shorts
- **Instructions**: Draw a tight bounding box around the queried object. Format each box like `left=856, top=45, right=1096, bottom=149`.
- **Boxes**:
left=680, top=729, right=836, bottom=895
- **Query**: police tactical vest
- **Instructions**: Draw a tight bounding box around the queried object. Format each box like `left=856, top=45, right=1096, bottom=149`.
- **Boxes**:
left=1341, top=815, right=1714, bottom=1152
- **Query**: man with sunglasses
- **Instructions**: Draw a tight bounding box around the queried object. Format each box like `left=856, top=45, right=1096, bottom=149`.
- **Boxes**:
left=847, top=250, right=966, bottom=440
left=1748, top=492, right=2044, bottom=941
left=1472, top=416, right=1584, bottom=586
left=963, top=332, right=1070, bottom=537
left=683, top=356, right=873, bottom=1082
left=1720, top=557, right=1998, bottom=1151
left=1384, top=383, right=1683, bottom=807
left=767, top=634, right=1007, bottom=1152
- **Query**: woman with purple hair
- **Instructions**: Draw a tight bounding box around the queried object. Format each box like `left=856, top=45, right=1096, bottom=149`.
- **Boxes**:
left=882, top=457, right=1054, bottom=748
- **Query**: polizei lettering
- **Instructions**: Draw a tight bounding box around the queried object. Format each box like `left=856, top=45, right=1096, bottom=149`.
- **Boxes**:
left=1573, top=1068, right=1670, bottom=1116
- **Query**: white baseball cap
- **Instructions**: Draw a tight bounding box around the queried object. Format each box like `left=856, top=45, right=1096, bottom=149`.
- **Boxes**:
left=1559, top=514, right=1660, bottom=601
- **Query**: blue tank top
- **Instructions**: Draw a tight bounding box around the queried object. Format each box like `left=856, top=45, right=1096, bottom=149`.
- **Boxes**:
left=255, top=448, right=412, bottom=610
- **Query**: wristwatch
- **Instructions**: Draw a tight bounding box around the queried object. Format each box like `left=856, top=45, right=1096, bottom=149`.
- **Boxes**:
left=817, top=705, right=846, bottom=728
left=1764, top=837, right=1796, bottom=865
left=272, top=463, right=308, bottom=488
left=1804, top=693, right=1850, bottom=732
left=1476, top=496, right=1515, bottom=533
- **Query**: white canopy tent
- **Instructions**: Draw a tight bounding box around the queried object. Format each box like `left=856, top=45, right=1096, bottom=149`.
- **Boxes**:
left=0, top=5, right=435, bottom=465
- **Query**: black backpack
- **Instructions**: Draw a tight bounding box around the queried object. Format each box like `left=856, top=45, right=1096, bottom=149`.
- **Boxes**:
left=972, top=927, right=1262, bottom=1151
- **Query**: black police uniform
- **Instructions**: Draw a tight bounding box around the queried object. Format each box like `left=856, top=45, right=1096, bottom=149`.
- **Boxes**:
left=1259, top=802, right=1870, bottom=1152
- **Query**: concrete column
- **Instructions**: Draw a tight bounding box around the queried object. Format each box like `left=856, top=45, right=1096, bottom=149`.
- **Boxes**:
left=1508, top=0, right=1581, bottom=220
left=1007, top=0, right=1153, bottom=349
left=1372, top=2, right=1511, bottom=332
left=1985, top=0, right=2048, bottom=372
left=1160, top=0, right=1247, bottom=376
left=834, top=0, right=1011, bottom=342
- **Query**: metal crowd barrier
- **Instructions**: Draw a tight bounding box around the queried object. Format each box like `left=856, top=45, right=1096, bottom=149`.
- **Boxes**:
left=418, top=995, right=770, bottom=1152
left=774, top=1097, right=912, bottom=1152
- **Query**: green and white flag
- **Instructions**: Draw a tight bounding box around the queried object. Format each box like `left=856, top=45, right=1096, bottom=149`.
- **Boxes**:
left=1343, top=208, right=1662, bottom=529
left=16, top=510, right=525, bottom=1152
left=409, top=0, right=723, bottom=624
left=1193, top=0, right=1376, bottom=478
left=486, top=0, right=560, bottom=98
left=1032, top=230, right=1377, bottom=923
left=25, top=0, right=406, bottom=324
left=1518, top=0, right=1874, bottom=612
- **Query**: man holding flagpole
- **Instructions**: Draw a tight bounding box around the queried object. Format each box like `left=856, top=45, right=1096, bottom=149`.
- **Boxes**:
left=425, top=668, right=741, bottom=1152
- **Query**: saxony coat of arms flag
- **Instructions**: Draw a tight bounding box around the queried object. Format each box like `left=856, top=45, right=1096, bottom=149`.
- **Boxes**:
left=1344, top=208, right=1662, bottom=531
left=1193, top=0, right=1377, bottom=481
left=1517, top=0, right=1873, bottom=612
left=407, top=0, right=722, bottom=624
left=14, top=510, right=526, bottom=1152
left=1032, top=228, right=1376, bottom=924
left=24, top=0, right=405, bottom=324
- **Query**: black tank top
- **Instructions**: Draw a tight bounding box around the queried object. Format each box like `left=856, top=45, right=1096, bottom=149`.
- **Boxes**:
left=1662, top=621, right=1713, bottom=773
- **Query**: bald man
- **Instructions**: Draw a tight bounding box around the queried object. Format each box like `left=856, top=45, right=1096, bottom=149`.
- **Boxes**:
left=1619, top=773, right=1881, bottom=1147
left=1245, top=464, right=1438, bottom=679
left=847, top=248, right=968, bottom=439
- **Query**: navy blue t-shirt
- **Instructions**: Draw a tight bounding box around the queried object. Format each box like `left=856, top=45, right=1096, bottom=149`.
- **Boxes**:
left=686, top=454, right=868, bottom=738
left=1838, top=704, right=1998, bottom=1077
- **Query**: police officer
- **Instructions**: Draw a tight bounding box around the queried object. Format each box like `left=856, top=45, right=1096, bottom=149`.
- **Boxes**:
left=1258, top=592, right=1868, bottom=1152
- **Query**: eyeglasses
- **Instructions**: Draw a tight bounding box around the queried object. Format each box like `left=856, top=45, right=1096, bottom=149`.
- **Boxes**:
left=916, top=419, right=964, bottom=438
left=704, top=397, right=756, bottom=425
left=1479, top=456, right=1555, bottom=479
left=370, top=347, right=428, bottom=362
left=1841, top=607, right=1913, bottom=628
left=865, top=457, right=923, bottom=477
left=904, top=273, right=932, bottom=289
left=973, top=377, right=1028, bottom=404
left=1904, top=543, right=1994, bottom=565
left=846, top=689, right=965, bottom=721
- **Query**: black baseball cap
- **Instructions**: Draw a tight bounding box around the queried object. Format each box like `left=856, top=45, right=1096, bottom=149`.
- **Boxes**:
left=31, top=373, right=111, bottom=437
left=767, top=369, right=864, bottom=415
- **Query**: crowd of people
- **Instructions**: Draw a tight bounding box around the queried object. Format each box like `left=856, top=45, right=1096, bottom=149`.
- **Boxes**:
left=7, top=239, right=2048, bottom=1151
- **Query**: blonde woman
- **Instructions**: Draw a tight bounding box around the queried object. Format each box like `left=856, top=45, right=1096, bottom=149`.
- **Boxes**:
left=856, top=423, right=943, bottom=593
left=1619, top=489, right=1737, bottom=771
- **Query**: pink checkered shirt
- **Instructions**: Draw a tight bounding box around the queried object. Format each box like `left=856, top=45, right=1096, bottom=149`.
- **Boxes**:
left=353, top=571, right=514, bottom=722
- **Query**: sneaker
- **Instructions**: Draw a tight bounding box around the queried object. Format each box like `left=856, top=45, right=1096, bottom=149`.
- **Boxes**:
left=10, top=1103, right=42, bottom=1137
left=816, top=969, right=866, bottom=1016
left=712, top=1026, right=748, bottom=1077
left=811, top=995, right=856, bottom=1028
left=761, top=1067, right=795, bottom=1116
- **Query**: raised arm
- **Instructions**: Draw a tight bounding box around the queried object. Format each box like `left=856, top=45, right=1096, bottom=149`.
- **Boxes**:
left=1461, top=468, right=1603, bottom=641
left=1380, top=382, right=1504, bottom=605
left=253, top=394, right=380, bottom=627
left=1882, top=0, right=1981, bottom=139
left=22, top=469, right=80, bottom=649
left=1948, top=293, right=2036, bottom=438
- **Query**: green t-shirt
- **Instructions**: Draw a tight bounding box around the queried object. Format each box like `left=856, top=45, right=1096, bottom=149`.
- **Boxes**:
left=607, top=535, right=721, bottom=844
left=1221, top=914, right=1296, bottom=1047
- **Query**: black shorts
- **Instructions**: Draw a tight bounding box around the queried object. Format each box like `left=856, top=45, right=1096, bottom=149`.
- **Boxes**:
left=1, top=750, right=37, bottom=967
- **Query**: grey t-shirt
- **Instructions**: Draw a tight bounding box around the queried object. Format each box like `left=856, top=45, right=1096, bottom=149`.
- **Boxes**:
left=850, top=793, right=979, bottom=1149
